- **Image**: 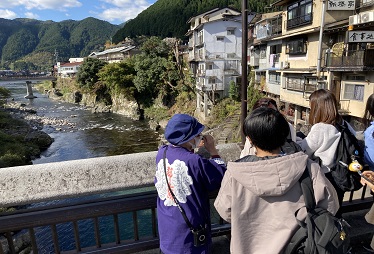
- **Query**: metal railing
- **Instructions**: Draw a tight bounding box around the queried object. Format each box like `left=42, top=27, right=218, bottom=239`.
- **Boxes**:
left=0, top=144, right=241, bottom=254
left=0, top=145, right=372, bottom=253
left=0, top=191, right=229, bottom=254
left=326, top=49, right=374, bottom=68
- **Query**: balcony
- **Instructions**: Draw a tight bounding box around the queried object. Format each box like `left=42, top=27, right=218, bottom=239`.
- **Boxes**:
left=224, top=61, right=239, bottom=74
left=269, top=53, right=280, bottom=68
left=197, top=83, right=224, bottom=91
left=224, top=70, right=239, bottom=75
left=206, top=54, right=223, bottom=60
left=360, top=0, right=374, bottom=7
left=196, top=69, right=206, bottom=76
left=255, top=16, right=282, bottom=40
left=196, top=39, right=204, bottom=47
left=249, top=54, right=259, bottom=67
left=270, top=17, right=282, bottom=35
left=325, top=49, right=374, bottom=71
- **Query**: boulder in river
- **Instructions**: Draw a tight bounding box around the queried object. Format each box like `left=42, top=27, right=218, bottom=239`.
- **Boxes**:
left=24, top=130, right=54, bottom=150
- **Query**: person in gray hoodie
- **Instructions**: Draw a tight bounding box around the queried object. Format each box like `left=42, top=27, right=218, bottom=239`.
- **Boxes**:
left=214, top=107, right=339, bottom=254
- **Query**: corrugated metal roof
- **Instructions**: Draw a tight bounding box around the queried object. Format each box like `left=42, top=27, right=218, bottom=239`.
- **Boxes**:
left=94, top=45, right=136, bottom=56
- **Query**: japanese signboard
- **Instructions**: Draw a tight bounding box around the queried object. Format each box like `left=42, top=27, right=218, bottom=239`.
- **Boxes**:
left=327, top=0, right=355, bottom=10
left=348, top=31, right=374, bottom=42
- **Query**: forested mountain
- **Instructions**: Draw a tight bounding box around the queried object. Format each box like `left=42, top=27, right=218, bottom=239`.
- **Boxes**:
left=0, top=0, right=276, bottom=71
left=113, top=0, right=276, bottom=43
left=0, top=18, right=119, bottom=71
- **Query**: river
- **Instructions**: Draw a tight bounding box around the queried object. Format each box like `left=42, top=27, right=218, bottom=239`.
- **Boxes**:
left=1, top=80, right=161, bottom=162
left=0, top=80, right=161, bottom=252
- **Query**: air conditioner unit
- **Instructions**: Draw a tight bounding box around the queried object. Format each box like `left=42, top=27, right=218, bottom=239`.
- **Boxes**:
left=349, top=14, right=360, bottom=25
left=360, top=11, right=374, bottom=24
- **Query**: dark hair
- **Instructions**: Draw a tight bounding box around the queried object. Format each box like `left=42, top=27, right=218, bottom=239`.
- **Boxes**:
left=363, top=93, right=374, bottom=128
left=252, top=98, right=278, bottom=110
left=243, top=107, right=290, bottom=152
left=309, top=89, right=342, bottom=125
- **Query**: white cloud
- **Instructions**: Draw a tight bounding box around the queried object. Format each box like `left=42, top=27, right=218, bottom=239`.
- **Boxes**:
left=97, top=0, right=152, bottom=23
left=100, top=0, right=150, bottom=8
left=24, top=11, right=40, bottom=19
left=0, top=9, right=17, bottom=19
left=0, top=1, right=19, bottom=9
left=0, top=0, right=82, bottom=10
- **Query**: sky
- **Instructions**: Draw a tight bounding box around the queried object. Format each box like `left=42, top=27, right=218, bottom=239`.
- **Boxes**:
left=0, top=0, right=157, bottom=25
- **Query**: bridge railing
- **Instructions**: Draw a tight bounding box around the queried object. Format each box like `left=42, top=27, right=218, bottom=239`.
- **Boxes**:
left=0, top=143, right=372, bottom=253
left=0, top=143, right=240, bottom=253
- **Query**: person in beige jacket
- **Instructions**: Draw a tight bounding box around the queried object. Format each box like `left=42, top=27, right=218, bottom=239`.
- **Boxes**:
left=360, top=170, right=374, bottom=252
left=214, top=107, right=339, bottom=254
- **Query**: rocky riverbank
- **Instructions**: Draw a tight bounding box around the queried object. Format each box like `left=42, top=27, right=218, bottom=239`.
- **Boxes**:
left=0, top=102, right=54, bottom=166
left=0, top=103, right=52, bottom=253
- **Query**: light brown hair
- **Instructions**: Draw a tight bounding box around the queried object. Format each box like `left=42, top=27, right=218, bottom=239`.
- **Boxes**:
left=309, top=89, right=342, bottom=125
left=363, top=93, right=374, bottom=128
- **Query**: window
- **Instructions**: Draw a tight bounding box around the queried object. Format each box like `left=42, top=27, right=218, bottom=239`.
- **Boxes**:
left=208, top=77, right=216, bottom=84
left=286, top=76, right=304, bottom=91
left=287, top=0, right=313, bottom=28
left=216, top=36, right=224, bottom=41
left=286, top=38, right=307, bottom=55
left=269, top=72, right=280, bottom=84
left=227, top=28, right=235, bottom=35
left=259, top=48, right=267, bottom=59
left=304, top=76, right=317, bottom=92
left=197, top=30, right=204, bottom=45
left=344, top=84, right=364, bottom=101
left=345, top=75, right=365, bottom=81
left=206, top=63, right=213, bottom=70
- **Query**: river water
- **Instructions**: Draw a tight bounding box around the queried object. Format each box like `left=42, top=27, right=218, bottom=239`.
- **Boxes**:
left=1, top=80, right=161, bottom=163
left=0, top=80, right=161, bottom=252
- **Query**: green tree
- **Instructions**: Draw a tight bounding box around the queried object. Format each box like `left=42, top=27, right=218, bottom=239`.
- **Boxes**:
left=247, top=67, right=264, bottom=111
left=97, top=59, right=137, bottom=99
left=76, top=58, right=107, bottom=90
left=132, top=37, right=180, bottom=107
left=229, top=80, right=240, bottom=101
left=0, top=87, right=10, bottom=106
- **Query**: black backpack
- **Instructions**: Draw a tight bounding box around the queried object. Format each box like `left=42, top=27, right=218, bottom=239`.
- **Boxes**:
left=330, top=121, right=364, bottom=192
left=284, top=167, right=351, bottom=254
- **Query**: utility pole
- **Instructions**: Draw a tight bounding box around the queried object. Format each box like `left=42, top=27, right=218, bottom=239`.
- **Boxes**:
left=54, top=49, right=59, bottom=65
left=316, top=0, right=327, bottom=82
left=241, top=0, right=248, bottom=145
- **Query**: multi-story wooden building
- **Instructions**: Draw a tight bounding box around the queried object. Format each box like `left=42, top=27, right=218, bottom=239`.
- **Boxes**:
left=249, top=0, right=374, bottom=128
left=186, top=7, right=255, bottom=118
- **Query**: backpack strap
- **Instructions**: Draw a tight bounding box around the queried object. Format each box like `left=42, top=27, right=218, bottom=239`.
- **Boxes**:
left=298, top=166, right=316, bottom=210
left=298, top=165, right=340, bottom=249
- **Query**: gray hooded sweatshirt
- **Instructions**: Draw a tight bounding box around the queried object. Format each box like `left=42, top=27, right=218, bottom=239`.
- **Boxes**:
left=214, top=152, right=339, bottom=254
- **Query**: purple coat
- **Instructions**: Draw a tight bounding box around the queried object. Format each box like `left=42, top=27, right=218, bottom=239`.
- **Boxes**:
left=155, top=145, right=226, bottom=254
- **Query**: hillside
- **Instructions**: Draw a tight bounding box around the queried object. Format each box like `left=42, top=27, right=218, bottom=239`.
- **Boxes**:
left=0, top=18, right=119, bottom=71
left=0, top=0, right=278, bottom=71
left=112, top=0, right=277, bottom=42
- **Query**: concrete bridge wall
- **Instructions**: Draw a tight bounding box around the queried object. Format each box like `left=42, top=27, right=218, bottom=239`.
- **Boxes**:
left=0, top=143, right=242, bottom=207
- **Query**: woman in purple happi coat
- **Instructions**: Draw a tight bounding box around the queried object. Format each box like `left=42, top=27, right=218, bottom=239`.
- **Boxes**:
left=155, top=114, right=226, bottom=254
